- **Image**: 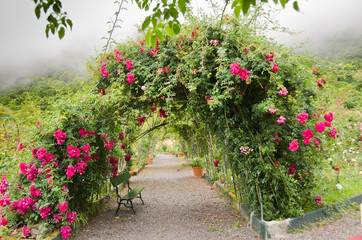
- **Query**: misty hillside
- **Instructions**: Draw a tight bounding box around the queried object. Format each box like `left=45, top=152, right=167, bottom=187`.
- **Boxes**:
left=0, top=71, right=82, bottom=112
left=312, top=31, right=362, bottom=63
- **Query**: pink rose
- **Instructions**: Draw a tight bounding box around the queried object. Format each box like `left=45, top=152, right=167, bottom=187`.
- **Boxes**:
left=289, top=140, right=299, bottom=151
left=315, top=121, right=326, bottom=133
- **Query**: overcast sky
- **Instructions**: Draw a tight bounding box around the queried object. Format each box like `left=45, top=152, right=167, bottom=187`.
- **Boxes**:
left=0, top=0, right=361, bottom=90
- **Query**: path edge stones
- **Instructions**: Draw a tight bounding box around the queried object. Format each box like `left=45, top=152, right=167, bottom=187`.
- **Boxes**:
left=204, top=173, right=362, bottom=240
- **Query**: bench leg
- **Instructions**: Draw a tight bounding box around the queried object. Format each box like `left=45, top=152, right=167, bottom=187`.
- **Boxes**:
left=138, top=192, right=145, bottom=205
left=115, top=201, right=121, bottom=216
left=128, top=200, right=136, bottom=215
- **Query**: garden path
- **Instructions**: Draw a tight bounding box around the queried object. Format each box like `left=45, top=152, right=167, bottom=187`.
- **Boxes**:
left=71, top=155, right=262, bottom=240
left=70, top=155, right=361, bottom=240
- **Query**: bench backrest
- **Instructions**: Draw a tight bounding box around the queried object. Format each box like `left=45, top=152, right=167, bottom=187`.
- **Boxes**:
left=110, top=171, right=131, bottom=187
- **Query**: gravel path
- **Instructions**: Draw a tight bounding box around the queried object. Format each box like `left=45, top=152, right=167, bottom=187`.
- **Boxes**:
left=71, top=155, right=261, bottom=240
left=71, top=155, right=361, bottom=240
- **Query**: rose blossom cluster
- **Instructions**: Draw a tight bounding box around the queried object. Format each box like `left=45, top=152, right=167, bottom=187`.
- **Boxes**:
left=230, top=63, right=250, bottom=81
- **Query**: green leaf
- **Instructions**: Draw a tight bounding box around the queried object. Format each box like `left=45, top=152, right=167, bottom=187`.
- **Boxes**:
left=164, top=9, right=170, bottom=19
left=66, top=19, right=73, bottom=29
left=172, top=22, right=180, bottom=34
left=53, top=3, right=61, bottom=14
left=50, top=24, right=55, bottom=35
left=293, top=1, right=299, bottom=11
left=58, top=26, right=65, bottom=39
left=151, top=16, right=157, bottom=27
left=170, top=7, right=178, bottom=19
left=165, top=22, right=174, bottom=35
left=242, top=0, right=250, bottom=15
left=280, top=0, right=286, bottom=7
left=142, top=16, right=151, bottom=30
left=45, top=25, right=50, bottom=38
left=177, top=0, right=186, bottom=15
left=234, top=6, right=241, bottom=18
left=43, top=2, right=50, bottom=13
left=35, top=4, right=41, bottom=19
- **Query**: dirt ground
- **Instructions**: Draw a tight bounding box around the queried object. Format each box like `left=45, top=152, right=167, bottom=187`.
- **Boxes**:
left=70, top=155, right=361, bottom=240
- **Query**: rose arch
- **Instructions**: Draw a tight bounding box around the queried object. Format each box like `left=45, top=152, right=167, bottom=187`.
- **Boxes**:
left=0, top=16, right=338, bottom=239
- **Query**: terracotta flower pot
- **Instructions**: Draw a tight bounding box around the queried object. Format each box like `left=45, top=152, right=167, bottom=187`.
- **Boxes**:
left=192, top=167, right=203, bottom=178
left=177, top=153, right=183, bottom=157
left=168, top=152, right=173, bottom=155
left=129, top=168, right=134, bottom=176
left=146, top=157, right=153, bottom=165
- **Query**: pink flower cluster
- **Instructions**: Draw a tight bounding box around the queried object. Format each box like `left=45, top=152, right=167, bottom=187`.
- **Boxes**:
left=157, top=67, right=170, bottom=74
left=67, top=211, right=77, bottom=224
left=104, top=139, right=117, bottom=150
left=53, top=130, right=66, bottom=145
left=289, top=140, right=299, bottom=151
left=314, top=195, right=322, bottom=205
left=22, top=225, right=32, bottom=237
left=30, top=185, right=42, bottom=197
left=210, top=40, right=219, bottom=45
left=266, top=52, right=274, bottom=62
left=100, top=64, right=109, bottom=78
left=127, top=73, right=135, bottom=84
left=124, top=153, right=131, bottom=162
left=60, top=226, right=72, bottom=239
left=114, top=49, right=124, bottom=63
left=240, top=146, right=253, bottom=155
left=288, top=164, right=296, bottom=175
left=0, top=175, right=9, bottom=194
left=12, top=197, right=34, bottom=215
left=81, top=144, right=90, bottom=154
left=302, top=129, right=314, bottom=144
left=39, top=206, right=52, bottom=219
left=0, top=216, right=9, bottom=226
left=36, top=148, right=55, bottom=167
left=66, top=166, right=76, bottom=179
left=229, top=63, right=250, bottom=81
left=269, top=106, right=278, bottom=114
left=79, top=129, right=96, bottom=138
left=0, top=193, right=11, bottom=207
left=297, top=112, right=308, bottom=124
left=75, top=161, right=87, bottom=175
left=67, top=145, right=80, bottom=158
left=277, top=116, right=286, bottom=124
left=159, top=109, right=168, bottom=118
left=58, top=202, right=68, bottom=213
left=272, top=133, right=280, bottom=143
left=149, top=39, right=160, bottom=55
left=317, top=78, right=326, bottom=88
left=138, top=115, right=146, bottom=126
left=19, top=163, right=39, bottom=182
left=213, top=161, right=219, bottom=167
left=278, top=87, right=288, bottom=96
left=109, top=156, right=119, bottom=177
left=272, top=64, right=279, bottom=73
left=126, top=60, right=133, bottom=70
left=53, top=213, right=62, bottom=223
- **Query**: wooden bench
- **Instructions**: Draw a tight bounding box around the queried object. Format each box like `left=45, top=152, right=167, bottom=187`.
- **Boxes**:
left=110, top=171, right=144, bottom=215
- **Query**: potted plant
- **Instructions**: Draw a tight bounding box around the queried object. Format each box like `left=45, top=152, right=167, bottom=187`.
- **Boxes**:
left=177, top=152, right=183, bottom=157
left=189, top=158, right=204, bottom=178
left=146, top=152, right=153, bottom=165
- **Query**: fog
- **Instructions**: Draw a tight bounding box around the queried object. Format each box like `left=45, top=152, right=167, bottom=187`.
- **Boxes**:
left=0, top=0, right=361, bottom=91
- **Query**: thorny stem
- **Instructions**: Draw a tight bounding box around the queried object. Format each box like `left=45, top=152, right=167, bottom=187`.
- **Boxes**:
left=104, top=0, right=125, bottom=54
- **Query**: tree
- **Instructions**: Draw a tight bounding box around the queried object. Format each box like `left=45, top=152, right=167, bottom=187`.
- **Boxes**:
left=32, top=0, right=299, bottom=42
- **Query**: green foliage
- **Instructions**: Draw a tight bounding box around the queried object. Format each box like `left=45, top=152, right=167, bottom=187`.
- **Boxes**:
left=189, top=157, right=204, bottom=167
left=33, top=0, right=73, bottom=39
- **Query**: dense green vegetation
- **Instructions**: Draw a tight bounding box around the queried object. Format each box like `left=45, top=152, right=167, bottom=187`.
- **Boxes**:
left=0, top=9, right=360, bottom=240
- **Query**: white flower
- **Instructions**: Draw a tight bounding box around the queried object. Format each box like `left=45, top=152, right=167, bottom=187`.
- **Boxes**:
left=356, top=151, right=360, bottom=154
left=328, top=158, right=333, bottom=162
left=336, top=184, right=343, bottom=190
